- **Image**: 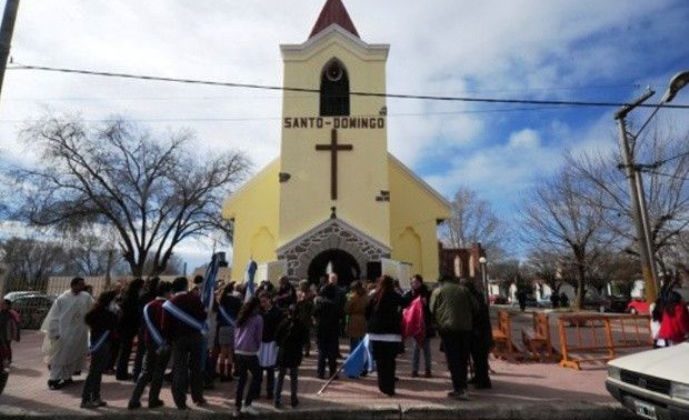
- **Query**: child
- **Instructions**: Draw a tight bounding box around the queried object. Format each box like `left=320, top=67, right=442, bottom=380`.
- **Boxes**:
left=233, top=297, right=263, bottom=415
left=273, top=304, right=308, bottom=409
left=82, top=291, right=118, bottom=409
left=258, top=291, right=282, bottom=399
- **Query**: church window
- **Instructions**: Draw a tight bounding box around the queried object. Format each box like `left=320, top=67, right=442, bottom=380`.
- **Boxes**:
left=320, top=59, right=350, bottom=116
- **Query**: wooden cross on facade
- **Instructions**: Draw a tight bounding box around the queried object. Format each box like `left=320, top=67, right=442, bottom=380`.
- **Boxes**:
left=315, top=129, right=353, bottom=200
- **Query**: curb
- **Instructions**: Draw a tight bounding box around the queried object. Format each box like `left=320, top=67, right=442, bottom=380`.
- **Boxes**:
left=0, top=401, right=636, bottom=420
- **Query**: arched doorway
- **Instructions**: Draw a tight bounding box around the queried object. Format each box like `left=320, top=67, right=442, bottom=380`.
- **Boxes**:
left=307, top=249, right=361, bottom=288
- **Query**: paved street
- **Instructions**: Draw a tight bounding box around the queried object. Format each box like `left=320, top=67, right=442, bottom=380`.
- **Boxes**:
left=0, top=328, right=638, bottom=419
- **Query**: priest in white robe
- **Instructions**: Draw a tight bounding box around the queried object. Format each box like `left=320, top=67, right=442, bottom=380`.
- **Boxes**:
left=41, top=277, right=94, bottom=389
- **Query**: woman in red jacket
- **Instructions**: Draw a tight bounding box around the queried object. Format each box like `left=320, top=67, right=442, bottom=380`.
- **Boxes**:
left=658, top=291, right=689, bottom=346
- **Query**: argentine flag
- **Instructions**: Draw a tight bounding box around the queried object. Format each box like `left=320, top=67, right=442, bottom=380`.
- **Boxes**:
left=244, top=259, right=258, bottom=302
left=342, top=334, right=374, bottom=378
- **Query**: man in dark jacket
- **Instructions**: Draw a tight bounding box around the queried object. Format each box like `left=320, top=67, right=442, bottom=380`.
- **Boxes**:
left=161, top=277, right=207, bottom=410
left=463, top=279, right=493, bottom=389
left=313, top=283, right=341, bottom=379
left=430, top=276, right=478, bottom=400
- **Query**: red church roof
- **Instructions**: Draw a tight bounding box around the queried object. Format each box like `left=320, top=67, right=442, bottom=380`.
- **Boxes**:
left=309, top=0, right=360, bottom=39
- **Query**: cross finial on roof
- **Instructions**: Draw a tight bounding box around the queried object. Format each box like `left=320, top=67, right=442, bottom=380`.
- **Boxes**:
left=309, top=0, right=359, bottom=39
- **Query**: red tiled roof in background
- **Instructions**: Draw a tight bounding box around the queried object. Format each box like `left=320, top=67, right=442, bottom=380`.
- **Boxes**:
left=309, top=0, right=360, bottom=39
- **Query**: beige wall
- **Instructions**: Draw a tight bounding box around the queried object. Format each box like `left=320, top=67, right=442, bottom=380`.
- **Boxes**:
left=279, top=29, right=391, bottom=247
left=389, top=156, right=451, bottom=282
left=223, top=160, right=281, bottom=281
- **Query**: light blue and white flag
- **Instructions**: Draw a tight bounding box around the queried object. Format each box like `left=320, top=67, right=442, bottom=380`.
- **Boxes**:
left=244, top=259, right=258, bottom=302
left=201, top=252, right=222, bottom=315
left=342, top=334, right=374, bottom=378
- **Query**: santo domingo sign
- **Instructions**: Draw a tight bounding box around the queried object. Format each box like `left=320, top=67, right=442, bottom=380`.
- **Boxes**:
left=283, top=116, right=386, bottom=129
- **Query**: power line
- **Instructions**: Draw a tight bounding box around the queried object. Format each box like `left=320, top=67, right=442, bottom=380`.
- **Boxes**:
left=8, top=63, right=689, bottom=110
left=0, top=106, right=572, bottom=125
left=642, top=168, right=689, bottom=182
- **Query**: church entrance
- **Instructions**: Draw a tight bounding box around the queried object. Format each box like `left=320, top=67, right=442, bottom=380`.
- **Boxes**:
left=307, top=249, right=361, bottom=287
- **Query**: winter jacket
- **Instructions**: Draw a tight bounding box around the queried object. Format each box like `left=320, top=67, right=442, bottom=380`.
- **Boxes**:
left=234, top=314, right=264, bottom=356
left=430, top=281, right=477, bottom=334
left=658, top=302, right=689, bottom=343
left=366, top=291, right=403, bottom=336
left=275, top=316, right=308, bottom=368
left=345, top=293, right=368, bottom=339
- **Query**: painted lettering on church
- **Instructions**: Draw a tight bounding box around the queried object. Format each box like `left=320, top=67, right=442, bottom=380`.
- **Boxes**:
left=283, top=116, right=385, bottom=129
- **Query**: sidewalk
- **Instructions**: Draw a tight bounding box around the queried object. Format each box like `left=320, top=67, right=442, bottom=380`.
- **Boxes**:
left=0, top=331, right=636, bottom=419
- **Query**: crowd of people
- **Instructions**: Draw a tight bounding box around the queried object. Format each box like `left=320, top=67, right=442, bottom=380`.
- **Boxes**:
left=38, top=272, right=495, bottom=415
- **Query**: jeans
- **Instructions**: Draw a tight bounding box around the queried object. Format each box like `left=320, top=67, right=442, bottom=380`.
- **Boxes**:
left=132, top=329, right=146, bottom=380
left=235, top=354, right=261, bottom=409
left=259, top=367, right=275, bottom=398
left=130, top=343, right=171, bottom=405
left=274, top=367, right=298, bottom=404
left=170, top=333, right=203, bottom=408
left=116, top=331, right=136, bottom=379
left=470, top=339, right=491, bottom=386
left=317, top=333, right=338, bottom=378
left=82, top=342, right=110, bottom=403
left=440, top=331, right=471, bottom=392
left=412, top=337, right=432, bottom=374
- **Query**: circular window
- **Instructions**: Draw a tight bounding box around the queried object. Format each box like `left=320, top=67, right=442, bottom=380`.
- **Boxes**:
left=325, top=61, right=344, bottom=82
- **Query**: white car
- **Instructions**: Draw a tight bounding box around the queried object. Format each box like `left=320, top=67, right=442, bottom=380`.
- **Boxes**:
left=607, top=343, right=689, bottom=420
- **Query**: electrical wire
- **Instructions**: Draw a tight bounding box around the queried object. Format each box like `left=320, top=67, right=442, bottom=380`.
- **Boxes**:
left=0, top=106, right=573, bottom=124
left=8, top=63, right=689, bottom=110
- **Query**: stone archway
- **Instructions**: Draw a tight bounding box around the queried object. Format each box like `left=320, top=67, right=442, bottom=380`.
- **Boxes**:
left=276, top=217, right=390, bottom=281
left=307, top=249, right=361, bottom=287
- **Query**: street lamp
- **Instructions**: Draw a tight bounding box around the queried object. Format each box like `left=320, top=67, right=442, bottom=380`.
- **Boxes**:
left=615, top=70, right=689, bottom=304
left=479, top=256, right=489, bottom=305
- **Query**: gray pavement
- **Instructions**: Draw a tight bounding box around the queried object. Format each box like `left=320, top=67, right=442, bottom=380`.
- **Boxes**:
left=0, top=328, right=639, bottom=419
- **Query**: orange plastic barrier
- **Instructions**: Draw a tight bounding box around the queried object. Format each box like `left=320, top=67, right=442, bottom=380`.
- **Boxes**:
left=492, top=310, right=521, bottom=361
left=522, top=312, right=558, bottom=362
left=558, top=314, right=652, bottom=370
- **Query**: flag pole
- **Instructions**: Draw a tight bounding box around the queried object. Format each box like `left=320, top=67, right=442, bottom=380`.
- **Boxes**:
left=316, top=364, right=346, bottom=395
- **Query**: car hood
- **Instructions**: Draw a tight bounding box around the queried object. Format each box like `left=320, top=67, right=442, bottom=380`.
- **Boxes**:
left=609, top=343, right=689, bottom=384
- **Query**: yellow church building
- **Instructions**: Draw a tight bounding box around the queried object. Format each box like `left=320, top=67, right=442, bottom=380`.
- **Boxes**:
left=223, top=0, right=451, bottom=285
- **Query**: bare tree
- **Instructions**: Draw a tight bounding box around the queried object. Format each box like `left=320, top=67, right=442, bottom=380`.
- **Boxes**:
left=442, top=186, right=505, bottom=255
left=0, top=237, right=68, bottom=291
left=9, top=115, right=249, bottom=277
left=63, top=227, right=128, bottom=277
left=569, top=125, right=689, bottom=278
left=523, top=248, right=562, bottom=293
left=520, top=168, right=613, bottom=309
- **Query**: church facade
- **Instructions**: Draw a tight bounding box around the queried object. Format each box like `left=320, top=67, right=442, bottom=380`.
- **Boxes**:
left=222, top=0, right=451, bottom=285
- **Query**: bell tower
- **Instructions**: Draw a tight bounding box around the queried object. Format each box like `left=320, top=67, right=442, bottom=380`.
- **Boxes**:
left=278, top=0, right=391, bottom=248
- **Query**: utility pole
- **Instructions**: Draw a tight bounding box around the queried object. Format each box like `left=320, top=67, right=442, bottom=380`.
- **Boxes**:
left=615, top=90, right=658, bottom=304
left=0, top=0, right=20, bottom=98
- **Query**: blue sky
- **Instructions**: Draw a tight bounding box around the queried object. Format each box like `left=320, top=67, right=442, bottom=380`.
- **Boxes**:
left=1, top=0, right=689, bottom=269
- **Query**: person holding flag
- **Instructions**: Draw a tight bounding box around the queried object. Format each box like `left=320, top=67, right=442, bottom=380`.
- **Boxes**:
left=402, top=274, right=434, bottom=378
left=128, top=281, right=173, bottom=410
left=161, top=277, right=207, bottom=410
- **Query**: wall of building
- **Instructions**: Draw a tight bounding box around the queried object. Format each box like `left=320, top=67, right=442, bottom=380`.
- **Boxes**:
left=222, top=160, right=281, bottom=281
left=279, top=30, right=391, bottom=248
left=388, top=156, right=451, bottom=282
